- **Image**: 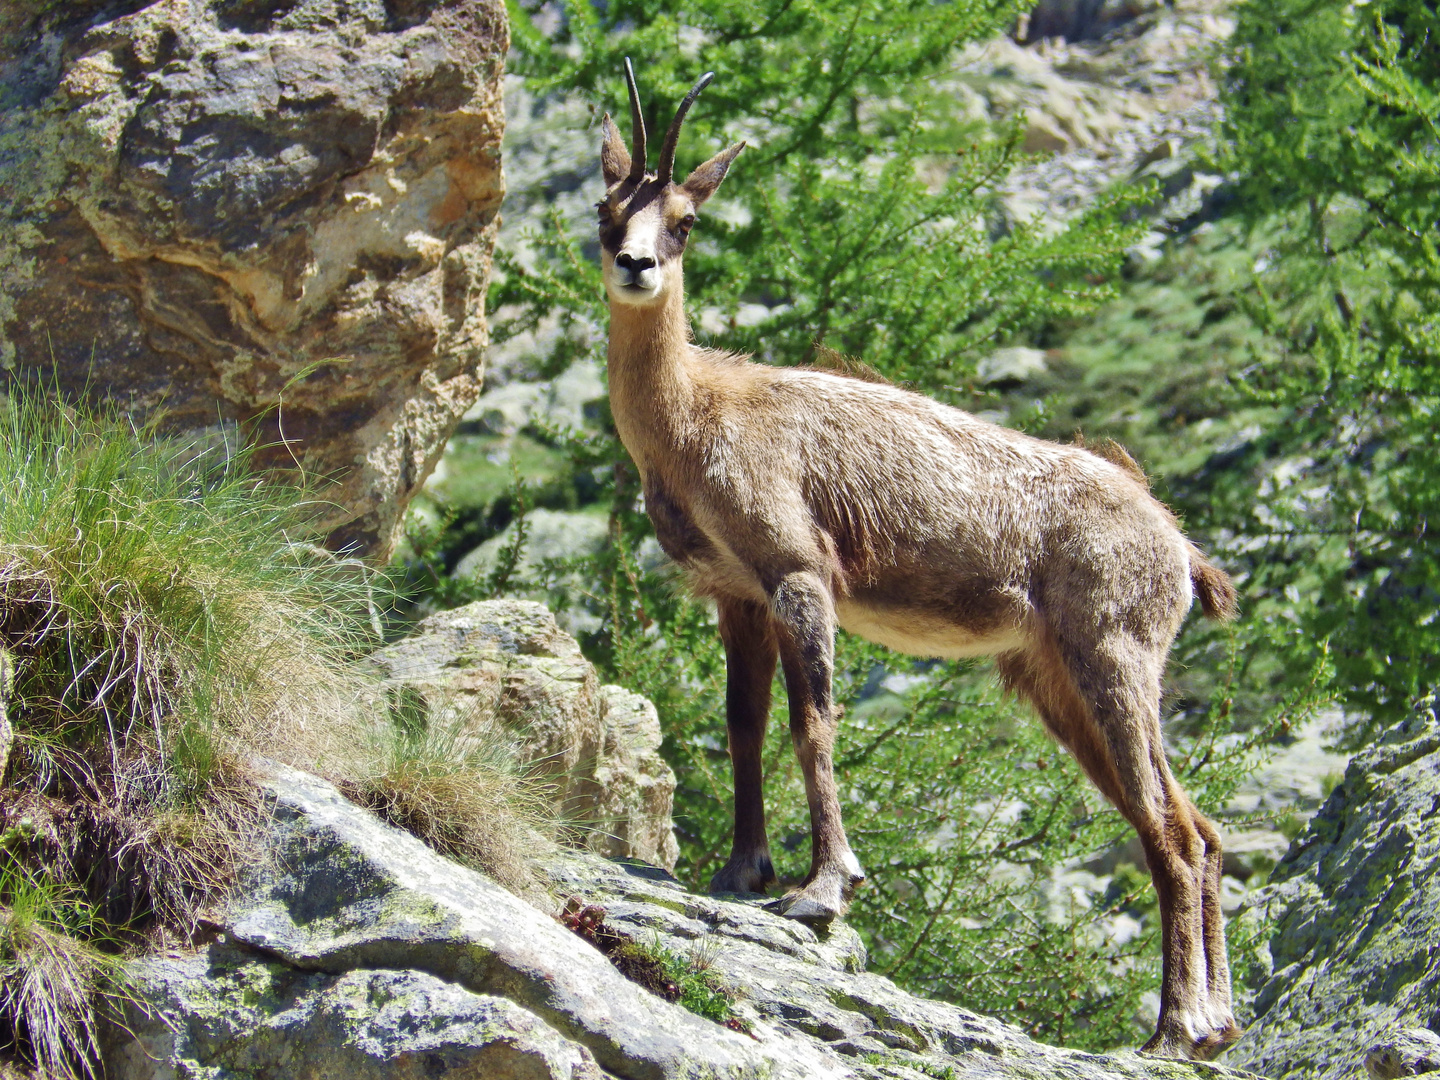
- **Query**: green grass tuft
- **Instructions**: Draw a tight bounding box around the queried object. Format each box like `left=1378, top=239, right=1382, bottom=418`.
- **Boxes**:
left=0, top=388, right=561, bottom=1076
left=0, top=394, right=381, bottom=790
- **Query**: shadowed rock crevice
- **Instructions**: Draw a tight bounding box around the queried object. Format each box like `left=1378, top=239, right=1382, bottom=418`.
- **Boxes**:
left=1022, top=0, right=1159, bottom=43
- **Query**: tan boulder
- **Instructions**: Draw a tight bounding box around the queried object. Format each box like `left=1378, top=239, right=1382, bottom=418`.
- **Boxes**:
left=370, top=599, right=680, bottom=871
left=0, top=0, right=507, bottom=558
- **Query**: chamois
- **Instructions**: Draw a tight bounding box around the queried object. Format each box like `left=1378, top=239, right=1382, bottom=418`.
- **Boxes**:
left=597, top=61, right=1242, bottom=1060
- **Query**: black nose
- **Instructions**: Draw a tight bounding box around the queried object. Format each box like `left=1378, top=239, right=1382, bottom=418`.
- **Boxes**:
left=615, top=252, right=655, bottom=273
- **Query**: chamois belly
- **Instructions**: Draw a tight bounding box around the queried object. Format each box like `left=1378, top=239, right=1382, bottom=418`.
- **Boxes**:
left=835, top=600, right=1025, bottom=660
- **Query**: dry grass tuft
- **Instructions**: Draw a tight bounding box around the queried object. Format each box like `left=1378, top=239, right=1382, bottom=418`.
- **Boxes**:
left=342, top=702, right=559, bottom=901
left=0, top=864, right=126, bottom=1080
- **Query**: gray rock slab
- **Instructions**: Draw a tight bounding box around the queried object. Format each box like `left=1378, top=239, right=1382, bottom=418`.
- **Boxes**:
left=111, top=954, right=605, bottom=1080
left=546, top=854, right=1264, bottom=1080
left=452, top=508, right=612, bottom=636
left=453, top=508, right=609, bottom=584
left=1365, top=1028, right=1440, bottom=1080
left=1225, top=694, right=1440, bottom=1080
left=1227, top=711, right=1351, bottom=819
left=977, top=346, right=1049, bottom=386
left=131, top=763, right=776, bottom=1080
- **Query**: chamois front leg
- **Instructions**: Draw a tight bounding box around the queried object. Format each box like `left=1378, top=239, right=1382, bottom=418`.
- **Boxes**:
left=710, top=597, right=780, bottom=896
left=769, top=572, right=865, bottom=923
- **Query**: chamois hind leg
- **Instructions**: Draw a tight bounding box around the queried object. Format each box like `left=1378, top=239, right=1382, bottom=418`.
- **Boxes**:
left=769, top=571, right=864, bottom=923
left=1189, top=793, right=1237, bottom=1057
left=710, top=596, right=780, bottom=896
left=999, top=634, right=1237, bottom=1059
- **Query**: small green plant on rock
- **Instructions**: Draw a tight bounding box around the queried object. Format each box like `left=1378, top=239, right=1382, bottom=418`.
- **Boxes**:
left=862, top=1055, right=958, bottom=1080
left=557, top=898, right=746, bottom=1030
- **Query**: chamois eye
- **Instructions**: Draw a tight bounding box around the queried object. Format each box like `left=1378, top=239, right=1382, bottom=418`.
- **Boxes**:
left=596, top=202, right=612, bottom=221
left=678, top=213, right=696, bottom=235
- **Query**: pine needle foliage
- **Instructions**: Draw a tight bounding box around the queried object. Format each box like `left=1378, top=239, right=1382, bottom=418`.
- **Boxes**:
left=500, top=0, right=1151, bottom=389
left=1214, top=0, right=1440, bottom=734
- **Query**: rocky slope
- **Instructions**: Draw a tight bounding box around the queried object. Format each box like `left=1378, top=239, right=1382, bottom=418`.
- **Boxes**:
left=0, top=0, right=507, bottom=557
left=977, top=0, right=1233, bottom=233
left=1224, top=694, right=1440, bottom=1080
left=108, top=761, right=1262, bottom=1080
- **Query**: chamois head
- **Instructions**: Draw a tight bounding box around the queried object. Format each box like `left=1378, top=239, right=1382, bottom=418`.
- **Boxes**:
left=598, top=60, right=745, bottom=307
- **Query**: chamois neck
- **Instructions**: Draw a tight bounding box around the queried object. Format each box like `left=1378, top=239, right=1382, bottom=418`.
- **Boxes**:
left=606, top=284, right=697, bottom=454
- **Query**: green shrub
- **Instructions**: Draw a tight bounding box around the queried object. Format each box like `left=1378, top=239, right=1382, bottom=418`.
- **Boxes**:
left=1213, top=0, right=1440, bottom=735
left=501, top=0, right=1147, bottom=392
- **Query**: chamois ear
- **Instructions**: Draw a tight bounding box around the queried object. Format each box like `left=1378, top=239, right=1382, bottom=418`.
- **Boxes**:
left=682, top=142, right=745, bottom=205
left=601, top=113, right=633, bottom=187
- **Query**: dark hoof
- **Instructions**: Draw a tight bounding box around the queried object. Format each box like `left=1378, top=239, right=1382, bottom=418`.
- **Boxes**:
left=709, top=856, right=776, bottom=897
left=1192, top=1023, right=1243, bottom=1060
left=1139, top=1036, right=1189, bottom=1060
left=1141, top=1021, right=1243, bottom=1061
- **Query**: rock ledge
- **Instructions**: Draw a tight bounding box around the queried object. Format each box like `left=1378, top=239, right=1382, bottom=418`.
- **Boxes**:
left=111, top=763, right=1261, bottom=1080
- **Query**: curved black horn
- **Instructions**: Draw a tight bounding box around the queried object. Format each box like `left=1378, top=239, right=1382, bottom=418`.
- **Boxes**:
left=656, top=70, right=714, bottom=183
left=624, top=57, right=647, bottom=182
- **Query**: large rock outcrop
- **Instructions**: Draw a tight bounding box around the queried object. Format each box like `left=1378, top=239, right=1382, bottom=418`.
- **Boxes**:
left=369, top=599, right=680, bottom=871
left=1225, top=694, right=1440, bottom=1080
left=109, top=762, right=1263, bottom=1080
left=0, top=0, right=506, bottom=557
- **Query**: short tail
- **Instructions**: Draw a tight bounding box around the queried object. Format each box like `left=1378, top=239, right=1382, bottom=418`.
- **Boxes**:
left=1189, top=545, right=1238, bottom=622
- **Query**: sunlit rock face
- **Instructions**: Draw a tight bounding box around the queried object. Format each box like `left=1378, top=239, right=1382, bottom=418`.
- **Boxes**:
left=367, top=599, right=681, bottom=872
left=0, top=0, right=507, bottom=558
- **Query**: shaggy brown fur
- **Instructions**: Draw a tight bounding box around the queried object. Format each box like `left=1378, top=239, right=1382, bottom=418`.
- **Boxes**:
left=597, top=65, right=1241, bottom=1060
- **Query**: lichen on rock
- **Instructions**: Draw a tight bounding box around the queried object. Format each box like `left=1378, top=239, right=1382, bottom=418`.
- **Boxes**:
left=1225, top=693, right=1440, bottom=1080
left=109, top=761, right=1266, bottom=1080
